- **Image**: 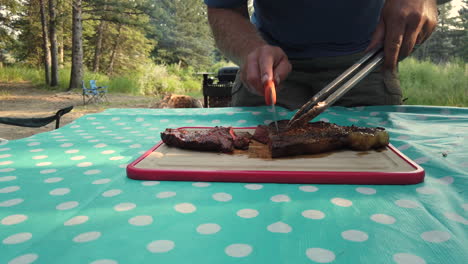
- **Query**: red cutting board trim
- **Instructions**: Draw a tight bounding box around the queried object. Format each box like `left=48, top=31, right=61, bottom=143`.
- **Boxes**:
left=126, top=127, right=425, bottom=185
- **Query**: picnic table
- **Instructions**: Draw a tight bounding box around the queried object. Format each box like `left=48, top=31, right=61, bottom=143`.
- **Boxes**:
left=1, top=105, right=467, bottom=264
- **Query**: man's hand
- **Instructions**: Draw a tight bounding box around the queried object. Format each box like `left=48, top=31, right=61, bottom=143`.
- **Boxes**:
left=241, top=44, right=292, bottom=96
left=367, top=0, right=438, bottom=72
left=207, top=6, right=291, bottom=96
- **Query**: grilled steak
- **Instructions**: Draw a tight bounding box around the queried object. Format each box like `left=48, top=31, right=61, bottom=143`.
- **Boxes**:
left=161, top=127, right=252, bottom=153
left=254, top=120, right=389, bottom=158
left=233, top=132, right=253, bottom=150
left=161, top=121, right=388, bottom=157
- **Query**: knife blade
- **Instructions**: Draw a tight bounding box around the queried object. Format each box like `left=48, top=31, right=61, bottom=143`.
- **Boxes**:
left=264, top=80, right=279, bottom=133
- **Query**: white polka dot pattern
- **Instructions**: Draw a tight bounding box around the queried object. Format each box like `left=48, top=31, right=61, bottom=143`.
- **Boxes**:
left=306, top=248, right=335, bottom=263
left=147, top=240, right=175, bottom=253
left=371, top=214, right=396, bottom=224
left=73, top=231, right=101, bottom=243
left=2, top=232, right=32, bottom=244
left=0, top=107, right=466, bottom=264
left=393, top=253, right=426, bottom=264
left=8, top=253, right=38, bottom=264
left=196, top=223, right=221, bottom=234
left=174, top=203, right=196, bottom=213
left=225, top=244, right=252, bottom=258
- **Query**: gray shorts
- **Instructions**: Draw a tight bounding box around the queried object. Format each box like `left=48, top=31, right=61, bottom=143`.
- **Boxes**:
left=231, top=52, right=402, bottom=110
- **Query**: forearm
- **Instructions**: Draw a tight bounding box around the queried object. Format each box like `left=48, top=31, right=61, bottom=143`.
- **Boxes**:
left=207, top=6, right=267, bottom=66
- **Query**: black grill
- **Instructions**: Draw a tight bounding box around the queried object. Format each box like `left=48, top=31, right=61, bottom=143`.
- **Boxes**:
left=202, top=66, right=239, bottom=107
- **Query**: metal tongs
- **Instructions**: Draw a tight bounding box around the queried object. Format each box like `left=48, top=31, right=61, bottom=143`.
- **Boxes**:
left=287, top=45, right=384, bottom=128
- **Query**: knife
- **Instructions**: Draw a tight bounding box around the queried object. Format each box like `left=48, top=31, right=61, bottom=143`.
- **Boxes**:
left=264, top=80, right=279, bottom=133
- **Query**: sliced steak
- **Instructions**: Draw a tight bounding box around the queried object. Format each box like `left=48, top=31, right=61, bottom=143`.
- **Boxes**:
left=252, top=125, right=270, bottom=144
left=262, top=120, right=389, bottom=158
left=161, top=127, right=235, bottom=153
left=160, top=121, right=389, bottom=158
left=233, top=132, right=252, bottom=150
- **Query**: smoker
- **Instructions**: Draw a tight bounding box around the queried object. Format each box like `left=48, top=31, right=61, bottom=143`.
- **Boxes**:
left=202, top=66, right=239, bottom=108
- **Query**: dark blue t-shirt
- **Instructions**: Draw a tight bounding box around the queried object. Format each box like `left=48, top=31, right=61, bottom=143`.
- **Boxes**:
left=205, top=0, right=384, bottom=58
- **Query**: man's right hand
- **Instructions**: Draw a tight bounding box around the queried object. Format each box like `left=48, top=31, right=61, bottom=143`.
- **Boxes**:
left=240, top=44, right=292, bottom=96
left=207, top=6, right=291, bottom=97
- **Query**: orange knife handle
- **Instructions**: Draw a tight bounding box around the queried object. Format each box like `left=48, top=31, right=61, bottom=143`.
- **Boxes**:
left=264, top=80, right=276, bottom=105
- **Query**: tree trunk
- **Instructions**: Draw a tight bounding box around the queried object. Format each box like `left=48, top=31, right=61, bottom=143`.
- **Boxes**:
left=59, top=22, right=64, bottom=68
left=39, top=0, right=51, bottom=85
left=69, top=0, right=83, bottom=90
left=59, top=42, right=64, bottom=67
left=48, top=0, right=59, bottom=86
left=92, top=20, right=105, bottom=72
left=107, top=25, right=122, bottom=75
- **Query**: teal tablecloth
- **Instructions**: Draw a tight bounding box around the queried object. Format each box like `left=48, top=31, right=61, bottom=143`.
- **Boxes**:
left=1, top=106, right=467, bottom=264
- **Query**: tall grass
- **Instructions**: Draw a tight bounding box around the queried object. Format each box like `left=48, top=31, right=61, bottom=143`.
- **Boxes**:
left=399, top=58, right=467, bottom=107
left=0, top=63, right=205, bottom=96
left=2, top=59, right=466, bottom=106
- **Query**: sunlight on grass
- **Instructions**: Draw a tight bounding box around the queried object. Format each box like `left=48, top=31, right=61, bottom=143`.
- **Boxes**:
left=2, top=59, right=466, bottom=106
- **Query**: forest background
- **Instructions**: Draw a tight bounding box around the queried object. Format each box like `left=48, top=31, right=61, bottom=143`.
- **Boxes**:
left=0, top=0, right=467, bottom=106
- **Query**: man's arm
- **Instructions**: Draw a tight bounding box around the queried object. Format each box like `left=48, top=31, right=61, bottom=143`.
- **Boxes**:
left=207, top=6, right=264, bottom=66
left=207, top=6, right=291, bottom=96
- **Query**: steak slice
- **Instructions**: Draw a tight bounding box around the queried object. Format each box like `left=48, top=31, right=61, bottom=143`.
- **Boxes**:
left=161, top=127, right=236, bottom=153
left=233, top=132, right=252, bottom=150
left=254, top=120, right=389, bottom=158
left=252, top=125, right=270, bottom=144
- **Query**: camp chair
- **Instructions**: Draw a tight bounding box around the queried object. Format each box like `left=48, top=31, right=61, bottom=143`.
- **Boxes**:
left=0, top=105, right=73, bottom=129
left=82, top=80, right=108, bottom=105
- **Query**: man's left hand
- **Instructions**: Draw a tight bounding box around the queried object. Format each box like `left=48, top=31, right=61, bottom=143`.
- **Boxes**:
left=367, top=0, right=438, bottom=72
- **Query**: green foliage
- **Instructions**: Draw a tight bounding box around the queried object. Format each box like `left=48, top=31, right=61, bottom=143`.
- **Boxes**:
left=135, top=63, right=201, bottom=96
left=1, top=62, right=203, bottom=97
left=207, top=60, right=238, bottom=73
left=82, top=22, right=155, bottom=75
left=0, top=66, right=41, bottom=82
left=150, top=0, right=215, bottom=69
left=399, top=58, right=468, bottom=107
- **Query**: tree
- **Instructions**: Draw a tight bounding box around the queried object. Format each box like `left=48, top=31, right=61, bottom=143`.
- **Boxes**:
left=452, top=0, right=468, bottom=60
left=0, top=0, right=22, bottom=67
left=92, top=19, right=105, bottom=72
left=412, top=3, right=457, bottom=62
left=150, top=0, right=215, bottom=69
left=48, top=0, right=59, bottom=86
left=106, top=24, right=121, bottom=75
left=69, top=0, right=83, bottom=90
left=39, top=0, right=51, bottom=85
left=82, top=0, right=154, bottom=74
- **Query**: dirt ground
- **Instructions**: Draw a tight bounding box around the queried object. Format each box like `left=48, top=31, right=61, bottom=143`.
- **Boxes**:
left=0, top=82, right=158, bottom=140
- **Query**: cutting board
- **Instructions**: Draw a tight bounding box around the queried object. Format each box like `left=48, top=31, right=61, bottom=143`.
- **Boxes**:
left=126, top=127, right=424, bottom=184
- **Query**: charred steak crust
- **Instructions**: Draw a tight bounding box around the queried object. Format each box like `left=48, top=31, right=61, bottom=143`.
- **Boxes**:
left=160, top=127, right=253, bottom=153
left=233, top=132, right=253, bottom=150
left=252, top=125, right=270, bottom=144
left=161, top=121, right=389, bottom=157
left=260, top=120, right=389, bottom=158
left=161, top=127, right=236, bottom=153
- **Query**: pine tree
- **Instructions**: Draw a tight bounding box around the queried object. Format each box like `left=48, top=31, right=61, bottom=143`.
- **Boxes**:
left=49, top=0, right=59, bottom=86
left=452, top=0, right=468, bottom=60
left=39, top=0, right=51, bottom=84
left=69, top=0, right=83, bottom=90
left=0, top=0, right=22, bottom=67
left=412, top=3, right=456, bottom=62
left=150, top=0, right=215, bottom=69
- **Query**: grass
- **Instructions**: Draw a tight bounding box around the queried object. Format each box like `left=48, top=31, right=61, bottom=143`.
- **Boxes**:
left=399, top=58, right=467, bottom=107
left=1, top=59, right=466, bottom=106
left=0, top=63, right=208, bottom=97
